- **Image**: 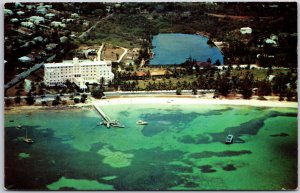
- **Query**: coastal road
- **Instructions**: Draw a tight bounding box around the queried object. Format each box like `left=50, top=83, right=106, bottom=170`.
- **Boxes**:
left=4, top=63, right=44, bottom=90
left=4, top=55, right=56, bottom=90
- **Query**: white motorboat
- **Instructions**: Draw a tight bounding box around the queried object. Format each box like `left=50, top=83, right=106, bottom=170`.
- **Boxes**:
left=136, top=120, right=148, bottom=125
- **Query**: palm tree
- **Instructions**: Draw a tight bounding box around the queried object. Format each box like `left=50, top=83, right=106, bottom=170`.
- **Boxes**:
left=14, top=96, right=21, bottom=104
left=192, top=87, right=197, bottom=95
left=240, top=72, right=254, bottom=99
left=167, top=80, right=173, bottom=90
left=5, top=98, right=13, bottom=107
left=100, top=77, right=105, bottom=87
left=25, top=92, right=35, bottom=105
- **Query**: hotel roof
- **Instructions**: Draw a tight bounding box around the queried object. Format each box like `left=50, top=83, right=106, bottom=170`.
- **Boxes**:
left=44, top=60, right=110, bottom=68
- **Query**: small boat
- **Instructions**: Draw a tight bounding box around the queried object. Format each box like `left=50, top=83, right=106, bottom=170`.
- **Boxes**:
left=136, top=120, right=148, bottom=125
left=16, top=125, right=22, bottom=129
left=110, top=120, right=125, bottom=128
left=23, top=128, right=33, bottom=144
left=100, top=120, right=125, bottom=128
left=112, top=124, right=125, bottom=128
left=24, top=138, right=34, bottom=143
left=225, top=134, right=234, bottom=144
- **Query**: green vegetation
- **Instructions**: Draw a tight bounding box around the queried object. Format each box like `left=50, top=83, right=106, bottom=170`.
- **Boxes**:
left=78, top=2, right=297, bottom=67
left=4, top=2, right=298, bottom=103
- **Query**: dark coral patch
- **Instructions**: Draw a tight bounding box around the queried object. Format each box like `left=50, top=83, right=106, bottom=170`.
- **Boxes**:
left=189, top=150, right=252, bottom=159
left=222, top=164, right=236, bottom=171
left=201, top=107, right=233, bottom=116
left=269, top=111, right=297, bottom=118
left=208, top=117, right=265, bottom=143
left=184, top=181, right=199, bottom=188
left=199, top=165, right=216, bottom=173
left=141, top=112, right=199, bottom=137
left=119, top=111, right=130, bottom=117
left=179, top=134, right=211, bottom=144
left=174, top=165, right=193, bottom=173
left=270, top=133, right=289, bottom=137
left=207, top=111, right=297, bottom=144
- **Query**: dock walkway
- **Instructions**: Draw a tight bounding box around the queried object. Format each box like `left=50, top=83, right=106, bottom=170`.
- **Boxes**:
left=92, top=102, right=125, bottom=128
left=93, top=103, right=112, bottom=123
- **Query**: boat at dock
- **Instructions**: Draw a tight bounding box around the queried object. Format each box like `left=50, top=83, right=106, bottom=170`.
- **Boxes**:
left=100, top=120, right=125, bottom=128
left=93, top=103, right=124, bottom=128
left=136, top=120, right=148, bottom=125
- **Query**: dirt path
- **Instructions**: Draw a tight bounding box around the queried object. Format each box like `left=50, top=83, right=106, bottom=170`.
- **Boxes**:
left=206, top=13, right=273, bottom=20
left=117, top=47, right=128, bottom=63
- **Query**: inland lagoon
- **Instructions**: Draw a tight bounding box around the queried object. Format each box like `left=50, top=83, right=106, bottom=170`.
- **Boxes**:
left=149, top=33, right=224, bottom=65
left=5, top=102, right=297, bottom=190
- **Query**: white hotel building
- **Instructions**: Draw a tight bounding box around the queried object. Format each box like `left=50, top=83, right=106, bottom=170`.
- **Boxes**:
left=44, top=57, right=114, bottom=90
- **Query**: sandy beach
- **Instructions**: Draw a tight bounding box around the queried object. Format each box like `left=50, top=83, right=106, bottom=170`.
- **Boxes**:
left=93, top=95, right=298, bottom=108
left=5, top=94, right=298, bottom=114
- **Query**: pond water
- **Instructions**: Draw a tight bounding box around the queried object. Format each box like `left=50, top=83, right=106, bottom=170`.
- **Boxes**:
left=5, top=104, right=297, bottom=190
left=149, top=33, right=224, bottom=65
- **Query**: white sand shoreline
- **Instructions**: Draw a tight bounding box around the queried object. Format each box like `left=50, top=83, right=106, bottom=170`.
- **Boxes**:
left=5, top=96, right=298, bottom=114
left=94, top=97, right=298, bottom=108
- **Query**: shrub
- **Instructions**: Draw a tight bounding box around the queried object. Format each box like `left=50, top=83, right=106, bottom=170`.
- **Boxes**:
left=74, top=98, right=80, bottom=103
left=52, top=100, right=60, bottom=106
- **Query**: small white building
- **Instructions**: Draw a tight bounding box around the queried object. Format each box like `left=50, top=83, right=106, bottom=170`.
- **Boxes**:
left=270, top=34, right=278, bottom=41
left=21, top=21, right=35, bottom=29
left=34, top=36, right=44, bottom=42
left=265, top=38, right=277, bottom=45
left=44, top=58, right=114, bottom=90
left=36, top=7, right=47, bottom=15
left=60, top=36, right=69, bottom=43
left=17, top=11, right=25, bottom=16
left=29, top=16, right=45, bottom=24
left=18, top=56, right=32, bottom=63
left=15, top=2, right=24, bottom=8
left=44, top=5, right=53, bottom=9
left=4, top=9, right=13, bottom=16
left=26, top=4, right=36, bottom=10
left=10, top=18, right=19, bottom=23
left=71, top=13, right=79, bottom=19
left=51, top=21, right=66, bottom=28
left=45, top=13, right=55, bottom=19
left=240, top=27, right=252, bottom=35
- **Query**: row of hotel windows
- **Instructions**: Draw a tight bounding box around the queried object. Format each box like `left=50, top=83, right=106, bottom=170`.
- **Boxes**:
left=48, top=72, right=110, bottom=78
left=48, top=76, right=110, bottom=84
left=51, top=69, right=98, bottom=73
left=47, top=65, right=108, bottom=70
left=48, top=74, right=99, bottom=78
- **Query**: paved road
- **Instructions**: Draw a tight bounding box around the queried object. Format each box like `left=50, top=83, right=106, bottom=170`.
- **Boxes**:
left=4, top=54, right=56, bottom=90
left=79, top=14, right=113, bottom=39
left=97, top=43, right=104, bottom=61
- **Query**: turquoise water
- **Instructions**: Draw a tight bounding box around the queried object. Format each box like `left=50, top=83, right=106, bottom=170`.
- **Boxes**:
left=5, top=104, right=297, bottom=190
left=149, top=33, right=224, bottom=65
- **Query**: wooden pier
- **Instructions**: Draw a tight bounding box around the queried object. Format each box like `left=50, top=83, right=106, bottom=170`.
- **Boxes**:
left=93, top=103, right=125, bottom=128
left=93, top=103, right=112, bottom=123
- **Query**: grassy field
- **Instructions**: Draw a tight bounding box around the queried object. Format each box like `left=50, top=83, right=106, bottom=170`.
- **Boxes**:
left=126, top=75, right=197, bottom=90
left=231, top=68, right=291, bottom=80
